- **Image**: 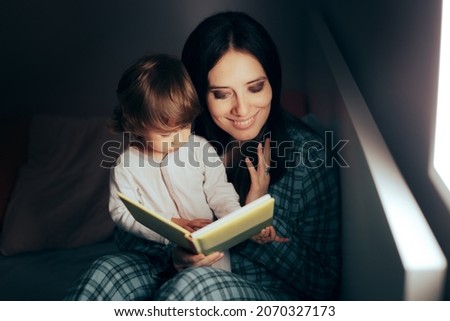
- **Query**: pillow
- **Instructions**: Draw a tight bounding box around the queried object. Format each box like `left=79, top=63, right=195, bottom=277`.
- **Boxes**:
left=0, top=118, right=31, bottom=230
left=0, top=115, right=121, bottom=256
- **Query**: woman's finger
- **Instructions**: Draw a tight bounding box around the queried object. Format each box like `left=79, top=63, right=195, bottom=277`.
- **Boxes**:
left=256, top=140, right=271, bottom=177
left=264, top=137, right=271, bottom=168
left=245, top=157, right=257, bottom=178
left=192, top=251, right=224, bottom=267
left=256, top=143, right=267, bottom=173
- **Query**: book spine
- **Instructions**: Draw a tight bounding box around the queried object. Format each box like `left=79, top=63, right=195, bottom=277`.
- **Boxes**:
left=184, top=234, right=202, bottom=254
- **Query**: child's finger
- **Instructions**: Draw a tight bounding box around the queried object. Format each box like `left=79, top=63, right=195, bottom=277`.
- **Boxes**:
left=268, top=226, right=289, bottom=243
left=274, top=236, right=290, bottom=243
left=187, top=219, right=212, bottom=230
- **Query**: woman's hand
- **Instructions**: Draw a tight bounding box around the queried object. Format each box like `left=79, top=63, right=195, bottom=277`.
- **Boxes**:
left=171, top=218, right=212, bottom=232
left=245, top=137, right=271, bottom=204
left=251, top=226, right=289, bottom=244
left=171, top=246, right=224, bottom=272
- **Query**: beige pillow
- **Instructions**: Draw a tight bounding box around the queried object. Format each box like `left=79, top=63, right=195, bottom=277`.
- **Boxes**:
left=0, top=115, right=121, bottom=255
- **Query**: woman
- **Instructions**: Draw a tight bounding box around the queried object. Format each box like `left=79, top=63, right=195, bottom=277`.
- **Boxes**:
left=65, top=11, right=340, bottom=301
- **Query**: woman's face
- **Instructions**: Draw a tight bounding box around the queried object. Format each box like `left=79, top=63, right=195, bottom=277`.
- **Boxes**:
left=206, top=50, right=272, bottom=142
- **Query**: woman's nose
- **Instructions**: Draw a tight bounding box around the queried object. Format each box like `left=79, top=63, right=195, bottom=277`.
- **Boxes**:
left=231, top=94, right=250, bottom=116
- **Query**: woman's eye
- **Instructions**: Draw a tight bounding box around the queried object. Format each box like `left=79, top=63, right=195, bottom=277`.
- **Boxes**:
left=212, top=90, right=231, bottom=99
left=249, top=81, right=265, bottom=93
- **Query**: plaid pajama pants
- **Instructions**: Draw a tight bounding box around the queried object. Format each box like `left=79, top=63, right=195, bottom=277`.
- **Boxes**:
left=64, top=227, right=299, bottom=301
left=64, top=250, right=298, bottom=301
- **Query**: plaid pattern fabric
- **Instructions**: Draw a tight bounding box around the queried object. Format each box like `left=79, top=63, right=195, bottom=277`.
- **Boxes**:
left=235, top=124, right=341, bottom=299
left=65, top=229, right=174, bottom=300
left=64, top=252, right=161, bottom=300
left=156, top=265, right=297, bottom=301
left=65, top=121, right=340, bottom=300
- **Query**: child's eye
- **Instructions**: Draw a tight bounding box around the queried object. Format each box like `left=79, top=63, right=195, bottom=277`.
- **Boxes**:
left=249, top=81, right=265, bottom=93
left=158, top=132, right=173, bottom=138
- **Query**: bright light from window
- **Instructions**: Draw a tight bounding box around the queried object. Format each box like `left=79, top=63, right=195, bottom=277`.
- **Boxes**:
left=431, top=1, right=450, bottom=209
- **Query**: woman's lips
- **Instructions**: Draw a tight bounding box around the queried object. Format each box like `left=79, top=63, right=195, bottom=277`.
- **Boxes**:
left=229, top=111, right=259, bottom=130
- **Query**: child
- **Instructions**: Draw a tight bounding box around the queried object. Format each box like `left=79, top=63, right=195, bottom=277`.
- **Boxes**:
left=109, top=53, right=284, bottom=271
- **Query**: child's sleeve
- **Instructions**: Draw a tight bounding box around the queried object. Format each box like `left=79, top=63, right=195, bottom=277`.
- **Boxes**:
left=200, top=140, right=241, bottom=218
left=109, top=156, right=170, bottom=245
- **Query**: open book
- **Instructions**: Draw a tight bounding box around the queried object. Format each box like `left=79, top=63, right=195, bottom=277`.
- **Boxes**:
left=117, top=192, right=274, bottom=255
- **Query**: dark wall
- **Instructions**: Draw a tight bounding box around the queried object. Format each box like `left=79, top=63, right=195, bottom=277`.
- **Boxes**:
left=306, top=0, right=449, bottom=299
left=0, top=0, right=305, bottom=117
left=2, top=0, right=448, bottom=299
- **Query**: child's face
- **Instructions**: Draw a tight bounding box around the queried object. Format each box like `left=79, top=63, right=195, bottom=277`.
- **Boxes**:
left=142, top=126, right=191, bottom=155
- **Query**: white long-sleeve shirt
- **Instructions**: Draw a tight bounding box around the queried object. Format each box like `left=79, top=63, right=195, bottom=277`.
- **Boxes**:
left=109, top=135, right=241, bottom=270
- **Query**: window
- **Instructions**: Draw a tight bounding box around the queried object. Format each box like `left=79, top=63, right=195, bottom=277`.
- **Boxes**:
left=430, top=1, right=450, bottom=210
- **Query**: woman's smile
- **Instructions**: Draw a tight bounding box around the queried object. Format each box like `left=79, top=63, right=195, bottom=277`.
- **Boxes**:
left=228, top=110, right=260, bottom=130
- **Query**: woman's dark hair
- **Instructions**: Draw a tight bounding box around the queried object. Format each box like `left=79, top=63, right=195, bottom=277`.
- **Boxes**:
left=182, top=11, right=289, bottom=203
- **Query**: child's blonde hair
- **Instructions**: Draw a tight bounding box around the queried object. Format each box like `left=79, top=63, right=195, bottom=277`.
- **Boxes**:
left=112, top=53, right=201, bottom=138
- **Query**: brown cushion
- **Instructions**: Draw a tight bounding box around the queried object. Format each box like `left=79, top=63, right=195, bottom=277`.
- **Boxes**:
left=0, top=115, right=120, bottom=255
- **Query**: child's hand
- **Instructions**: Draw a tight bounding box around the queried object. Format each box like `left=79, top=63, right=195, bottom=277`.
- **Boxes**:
left=251, top=226, right=289, bottom=244
left=171, top=217, right=212, bottom=232
left=245, top=138, right=271, bottom=204
left=185, top=218, right=212, bottom=232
